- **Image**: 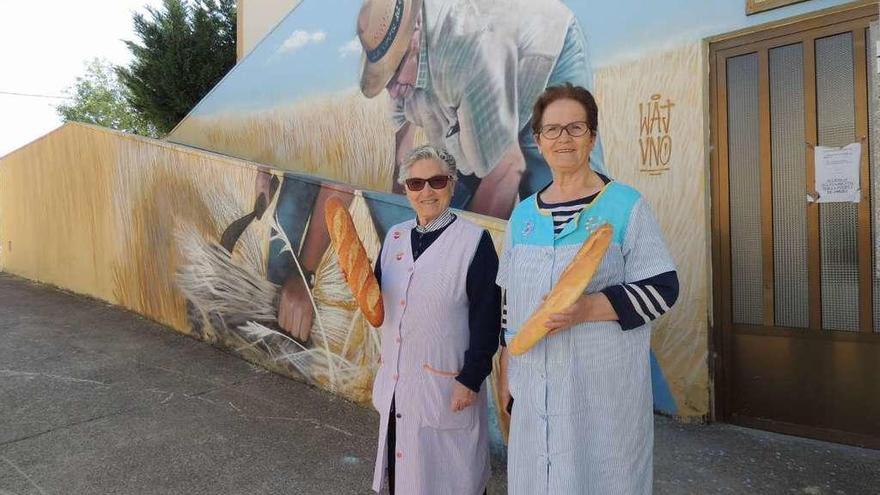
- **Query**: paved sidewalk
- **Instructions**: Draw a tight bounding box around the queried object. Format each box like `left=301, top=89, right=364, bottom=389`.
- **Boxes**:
left=1, top=273, right=878, bottom=494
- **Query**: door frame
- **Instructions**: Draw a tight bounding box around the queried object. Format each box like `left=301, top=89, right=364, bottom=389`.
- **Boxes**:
left=708, top=1, right=879, bottom=447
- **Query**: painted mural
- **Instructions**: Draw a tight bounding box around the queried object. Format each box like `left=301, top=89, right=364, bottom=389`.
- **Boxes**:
left=174, top=0, right=609, bottom=219
left=594, top=42, right=710, bottom=416
left=169, top=0, right=723, bottom=420
left=177, top=175, right=392, bottom=404
left=0, top=121, right=510, bottom=443
left=172, top=165, right=512, bottom=439
left=174, top=166, right=503, bottom=402
left=2, top=1, right=864, bottom=459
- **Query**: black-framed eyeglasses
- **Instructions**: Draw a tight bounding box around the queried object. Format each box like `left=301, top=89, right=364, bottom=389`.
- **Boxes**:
left=537, top=121, right=592, bottom=140
left=404, top=175, right=453, bottom=191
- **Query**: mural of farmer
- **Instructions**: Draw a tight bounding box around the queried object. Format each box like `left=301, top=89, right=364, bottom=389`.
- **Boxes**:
left=357, top=0, right=606, bottom=219
left=235, top=171, right=413, bottom=343
left=222, top=0, right=610, bottom=342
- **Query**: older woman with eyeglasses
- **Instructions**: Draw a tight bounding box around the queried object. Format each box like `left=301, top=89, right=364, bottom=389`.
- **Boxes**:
left=497, top=83, right=679, bottom=494
left=370, top=144, right=501, bottom=495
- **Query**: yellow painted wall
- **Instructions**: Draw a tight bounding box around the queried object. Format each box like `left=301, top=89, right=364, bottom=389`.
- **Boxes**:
left=171, top=91, right=397, bottom=193
left=0, top=127, right=117, bottom=302
left=0, top=123, right=264, bottom=332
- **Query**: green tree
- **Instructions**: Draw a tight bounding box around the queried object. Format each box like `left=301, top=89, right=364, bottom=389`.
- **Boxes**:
left=117, top=0, right=236, bottom=134
left=56, top=58, right=158, bottom=137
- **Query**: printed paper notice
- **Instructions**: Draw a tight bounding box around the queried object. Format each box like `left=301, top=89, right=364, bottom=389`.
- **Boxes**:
left=813, top=143, right=861, bottom=203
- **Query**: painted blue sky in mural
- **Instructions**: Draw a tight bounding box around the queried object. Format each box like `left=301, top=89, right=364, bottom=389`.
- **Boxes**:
left=183, top=0, right=852, bottom=119
left=192, top=0, right=363, bottom=115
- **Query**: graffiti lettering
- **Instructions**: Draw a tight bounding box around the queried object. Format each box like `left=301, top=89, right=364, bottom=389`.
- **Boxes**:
left=639, top=94, right=674, bottom=175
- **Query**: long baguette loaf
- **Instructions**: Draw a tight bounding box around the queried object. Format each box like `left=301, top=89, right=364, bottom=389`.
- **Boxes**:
left=324, top=197, right=384, bottom=327
left=508, top=223, right=613, bottom=356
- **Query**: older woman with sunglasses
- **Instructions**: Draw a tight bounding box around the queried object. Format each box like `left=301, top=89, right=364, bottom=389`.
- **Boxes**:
left=370, top=144, right=501, bottom=495
left=497, top=83, right=679, bottom=494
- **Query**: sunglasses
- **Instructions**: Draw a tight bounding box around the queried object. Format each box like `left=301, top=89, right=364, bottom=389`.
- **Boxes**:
left=404, top=175, right=453, bottom=191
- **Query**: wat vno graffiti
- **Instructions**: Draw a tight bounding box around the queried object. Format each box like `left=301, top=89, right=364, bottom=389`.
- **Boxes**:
left=639, top=94, right=674, bottom=176
left=595, top=42, right=709, bottom=418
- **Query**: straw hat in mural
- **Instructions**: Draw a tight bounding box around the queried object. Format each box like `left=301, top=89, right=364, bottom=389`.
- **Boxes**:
left=357, top=0, right=423, bottom=98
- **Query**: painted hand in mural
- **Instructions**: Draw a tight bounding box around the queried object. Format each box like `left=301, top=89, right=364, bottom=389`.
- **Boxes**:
left=450, top=380, right=477, bottom=412
left=278, top=274, right=314, bottom=343
left=274, top=186, right=354, bottom=343
left=544, top=292, right=617, bottom=334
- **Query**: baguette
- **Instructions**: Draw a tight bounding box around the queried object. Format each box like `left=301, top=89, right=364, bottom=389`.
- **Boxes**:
left=324, top=197, right=385, bottom=327
left=508, top=223, right=613, bottom=356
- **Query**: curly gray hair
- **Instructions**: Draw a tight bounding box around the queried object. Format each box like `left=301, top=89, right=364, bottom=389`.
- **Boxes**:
left=397, top=144, right=458, bottom=184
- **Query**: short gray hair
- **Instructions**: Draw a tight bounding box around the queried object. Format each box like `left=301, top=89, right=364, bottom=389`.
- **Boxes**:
left=397, top=145, right=458, bottom=184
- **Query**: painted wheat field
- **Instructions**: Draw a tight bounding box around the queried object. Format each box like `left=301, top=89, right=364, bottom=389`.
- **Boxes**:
left=170, top=90, right=404, bottom=193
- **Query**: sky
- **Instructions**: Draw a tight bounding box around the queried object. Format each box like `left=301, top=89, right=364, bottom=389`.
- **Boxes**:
left=0, top=0, right=164, bottom=157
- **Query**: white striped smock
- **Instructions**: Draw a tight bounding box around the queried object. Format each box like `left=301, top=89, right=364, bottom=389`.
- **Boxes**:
left=497, top=181, right=676, bottom=495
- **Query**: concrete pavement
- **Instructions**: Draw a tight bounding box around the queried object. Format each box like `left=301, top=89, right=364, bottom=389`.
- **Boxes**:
left=1, top=273, right=878, bottom=494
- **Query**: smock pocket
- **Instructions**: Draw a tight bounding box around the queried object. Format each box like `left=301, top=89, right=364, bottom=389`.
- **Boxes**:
left=418, top=363, right=478, bottom=430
